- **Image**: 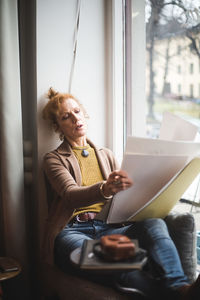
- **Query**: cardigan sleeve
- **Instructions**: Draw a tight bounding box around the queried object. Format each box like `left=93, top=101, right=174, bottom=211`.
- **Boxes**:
left=43, top=152, right=108, bottom=210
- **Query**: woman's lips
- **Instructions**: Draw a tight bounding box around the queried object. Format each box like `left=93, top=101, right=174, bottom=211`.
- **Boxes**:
left=76, top=124, right=83, bottom=130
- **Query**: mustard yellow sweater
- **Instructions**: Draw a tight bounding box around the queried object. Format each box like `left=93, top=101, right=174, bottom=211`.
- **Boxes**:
left=72, top=144, right=104, bottom=217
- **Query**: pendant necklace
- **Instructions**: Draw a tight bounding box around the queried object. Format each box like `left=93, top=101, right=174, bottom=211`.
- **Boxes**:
left=73, top=144, right=90, bottom=157
left=81, top=149, right=89, bottom=157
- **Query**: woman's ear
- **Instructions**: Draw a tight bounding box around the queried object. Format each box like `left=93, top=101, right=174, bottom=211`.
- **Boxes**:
left=59, top=132, right=65, bottom=141
left=53, top=123, right=64, bottom=141
left=53, top=122, right=59, bottom=132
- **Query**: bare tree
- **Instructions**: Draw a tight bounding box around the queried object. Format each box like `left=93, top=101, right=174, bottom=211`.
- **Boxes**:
left=146, top=0, right=165, bottom=118
left=186, top=24, right=200, bottom=59
left=146, top=0, right=200, bottom=118
left=162, top=37, right=171, bottom=96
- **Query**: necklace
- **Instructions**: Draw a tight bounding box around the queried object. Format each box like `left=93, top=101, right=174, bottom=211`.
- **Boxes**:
left=81, top=149, right=89, bottom=157
left=73, top=144, right=90, bottom=157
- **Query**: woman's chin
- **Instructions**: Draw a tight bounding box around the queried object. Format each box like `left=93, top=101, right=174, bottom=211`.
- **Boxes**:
left=76, top=129, right=87, bottom=136
left=72, top=132, right=86, bottom=140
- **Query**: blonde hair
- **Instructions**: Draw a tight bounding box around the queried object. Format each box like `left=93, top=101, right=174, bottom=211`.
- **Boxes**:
left=42, top=87, right=88, bottom=140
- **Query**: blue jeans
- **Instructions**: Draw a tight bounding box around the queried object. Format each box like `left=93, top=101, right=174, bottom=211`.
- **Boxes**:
left=54, top=218, right=188, bottom=299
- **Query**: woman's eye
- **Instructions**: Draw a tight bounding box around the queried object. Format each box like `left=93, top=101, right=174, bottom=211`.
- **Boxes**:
left=75, top=109, right=80, bottom=114
left=62, top=114, right=69, bottom=120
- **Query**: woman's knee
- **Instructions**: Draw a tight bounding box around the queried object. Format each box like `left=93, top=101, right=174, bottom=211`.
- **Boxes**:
left=139, top=218, right=170, bottom=240
left=142, top=218, right=167, bottom=228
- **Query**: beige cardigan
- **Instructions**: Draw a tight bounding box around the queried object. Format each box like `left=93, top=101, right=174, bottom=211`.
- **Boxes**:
left=42, top=138, right=119, bottom=264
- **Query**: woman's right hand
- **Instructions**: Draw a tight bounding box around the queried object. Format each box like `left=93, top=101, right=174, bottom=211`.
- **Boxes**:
left=102, top=170, right=133, bottom=197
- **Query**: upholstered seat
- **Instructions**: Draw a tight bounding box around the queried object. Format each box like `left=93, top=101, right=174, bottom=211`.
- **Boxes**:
left=165, top=212, right=197, bottom=283
left=40, top=262, right=136, bottom=300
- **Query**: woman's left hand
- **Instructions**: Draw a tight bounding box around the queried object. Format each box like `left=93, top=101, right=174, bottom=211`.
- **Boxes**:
left=102, top=170, right=133, bottom=197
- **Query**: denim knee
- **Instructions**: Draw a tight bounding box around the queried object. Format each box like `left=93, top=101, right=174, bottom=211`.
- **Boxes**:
left=142, top=218, right=167, bottom=228
left=143, top=218, right=169, bottom=237
left=136, top=218, right=171, bottom=245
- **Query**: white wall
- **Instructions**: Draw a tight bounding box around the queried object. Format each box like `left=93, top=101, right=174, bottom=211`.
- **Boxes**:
left=36, top=0, right=108, bottom=244
left=37, top=0, right=107, bottom=160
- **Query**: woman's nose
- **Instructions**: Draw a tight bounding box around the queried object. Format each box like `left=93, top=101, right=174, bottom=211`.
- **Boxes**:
left=71, top=112, right=79, bottom=123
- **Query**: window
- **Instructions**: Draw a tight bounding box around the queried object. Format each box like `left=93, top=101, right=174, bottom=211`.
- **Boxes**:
left=177, top=45, right=181, bottom=55
left=124, top=0, right=146, bottom=141
left=123, top=0, right=200, bottom=141
left=190, top=84, right=194, bottom=98
left=107, top=0, right=125, bottom=162
left=190, top=63, right=194, bottom=74
left=178, top=84, right=181, bottom=94
left=144, top=0, right=200, bottom=137
left=123, top=0, right=200, bottom=232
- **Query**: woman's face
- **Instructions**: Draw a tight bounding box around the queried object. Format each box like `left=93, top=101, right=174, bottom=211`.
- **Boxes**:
left=56, top=98, right=87, bottom=144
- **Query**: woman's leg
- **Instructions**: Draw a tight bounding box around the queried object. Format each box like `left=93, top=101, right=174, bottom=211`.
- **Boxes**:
left=54, top=218, right=188, bottom=298
left=54, top=220, right=133, bottom=271
left=91, top=220, right=172, bottom=299
left=54, top=221, right=134, bottom=288
left=54, top=222, right=93, bottom=272
left=93, top=218, right=189, bottom=299
left=123, top=218, right=189, bottom=289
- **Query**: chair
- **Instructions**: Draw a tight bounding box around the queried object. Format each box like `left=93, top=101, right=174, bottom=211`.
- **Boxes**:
left=39, top=177, right=197, bottom=300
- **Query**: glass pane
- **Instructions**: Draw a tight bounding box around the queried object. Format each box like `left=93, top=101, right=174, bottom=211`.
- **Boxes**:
left=145, top=0, right=200, bottom=138
left=145, top=0, right=200, bottom=228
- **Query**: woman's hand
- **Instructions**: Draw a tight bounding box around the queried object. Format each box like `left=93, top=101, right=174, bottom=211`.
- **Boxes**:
left=102, top=170, right=133, bottom=197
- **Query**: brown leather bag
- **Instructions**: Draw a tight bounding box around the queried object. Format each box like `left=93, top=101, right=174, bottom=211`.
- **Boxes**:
left=100, top=234, right=136, bottom=261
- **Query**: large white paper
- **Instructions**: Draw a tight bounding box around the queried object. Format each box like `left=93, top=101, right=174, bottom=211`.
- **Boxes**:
left=107, top=154, right=188, bottom=223
left=195, top=132, right=200, bottom=142
left=125, top=136, right=200, bottom=158
left=106, top=112, right=200, bottom=224
left=159, top=111, right=198, bottom=141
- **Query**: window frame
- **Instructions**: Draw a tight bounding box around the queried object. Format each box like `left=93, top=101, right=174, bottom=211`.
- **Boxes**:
left=107, top=0, right=125, bottom=163
left=109, top=0, right=146, bottom=162
left=124, top=0, right=146, bottom=140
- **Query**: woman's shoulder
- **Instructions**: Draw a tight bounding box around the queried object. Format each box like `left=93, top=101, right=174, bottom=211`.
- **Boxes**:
left=89, top=141, right=118, bottom=169
left=43, top=140, right=71, bottom=160
left=98, top=146, right=114, bottom=157
left=87, top=139, right=113, bottom=156
left=43, top=150, right=62, bottom=172
left=43, top=145, right=73, bottom=174
left=43, top=149, right=59, bottom=160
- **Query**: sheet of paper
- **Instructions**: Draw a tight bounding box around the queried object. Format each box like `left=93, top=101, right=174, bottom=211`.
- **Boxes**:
left=106, top=113, right=200, bottom=224
left=159, top=112, right=198, bottom=141
left=125, top=136, right=200, bottom=157
left=128, top=157, right=200, bottom=222
left=195, top=132, right=200, bottom=142
left=107, top=154, right=188, bottom=223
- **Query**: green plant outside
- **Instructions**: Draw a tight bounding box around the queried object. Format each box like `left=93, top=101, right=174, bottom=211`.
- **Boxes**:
left=154, top=98, right=200, bottom=119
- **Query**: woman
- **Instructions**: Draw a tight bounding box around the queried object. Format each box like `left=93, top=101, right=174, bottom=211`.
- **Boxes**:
left=42, top=87, right=200, bottom=300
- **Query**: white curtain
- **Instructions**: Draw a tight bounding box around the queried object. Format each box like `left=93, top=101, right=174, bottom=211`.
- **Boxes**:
left=0, top=0, right=29, bottom=298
